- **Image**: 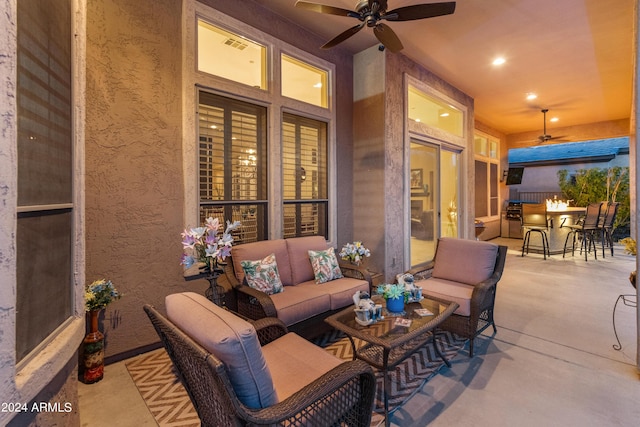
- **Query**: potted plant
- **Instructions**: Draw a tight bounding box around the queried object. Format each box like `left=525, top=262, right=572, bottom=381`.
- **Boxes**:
left=619, top=237, right=636, bottom=288
left=339, top=241, right=371, bottom=266
left=376, top=283, right=412, bottom=314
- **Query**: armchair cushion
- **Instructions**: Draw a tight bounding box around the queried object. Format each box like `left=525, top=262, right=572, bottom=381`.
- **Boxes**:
left=262, top=332, right=343, bottom=400
left=308, top=247, right=344, bottom=284
left=418, top=277, right=474, bottom=316
left=165, top=292, right=278, bottom=409
left=432, top=237, right=498, bottom=285
left=241, top=253, right=284, bottom=295
left=232, top=239, right=293, bottom=286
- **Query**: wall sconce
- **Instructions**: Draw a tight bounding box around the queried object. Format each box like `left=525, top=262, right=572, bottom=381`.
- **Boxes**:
left=501, top=169, right=508, bottom=182
left=299, top=167, right=306, bottom=182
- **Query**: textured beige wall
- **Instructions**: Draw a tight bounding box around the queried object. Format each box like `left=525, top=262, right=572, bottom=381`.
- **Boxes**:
left=86, top=0, right=184, bottom=357
left=353, top=47, right=387, bottom=277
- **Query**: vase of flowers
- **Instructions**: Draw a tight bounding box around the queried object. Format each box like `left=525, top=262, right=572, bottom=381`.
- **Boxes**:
left=83, top=279, right=121, bottom=384
left=339, top=241, right=371, bottom=266
left=181, top=217, right=241, bottom=306
left=376, top=283, right=411, bottom=314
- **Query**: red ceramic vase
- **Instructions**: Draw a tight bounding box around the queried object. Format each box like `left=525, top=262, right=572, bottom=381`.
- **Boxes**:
left=83, top=309, right=105, bottom=384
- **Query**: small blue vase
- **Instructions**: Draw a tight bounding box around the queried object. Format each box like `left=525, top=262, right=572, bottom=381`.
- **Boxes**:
left=386, top=296, right=405, bottom=314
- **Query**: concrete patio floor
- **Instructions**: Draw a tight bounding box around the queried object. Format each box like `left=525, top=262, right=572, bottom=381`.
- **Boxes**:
left=78, top=237, right=640, bottom=427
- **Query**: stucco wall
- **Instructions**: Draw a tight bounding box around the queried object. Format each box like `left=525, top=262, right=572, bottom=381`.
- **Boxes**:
left=85, top=0, right=184, bottom=357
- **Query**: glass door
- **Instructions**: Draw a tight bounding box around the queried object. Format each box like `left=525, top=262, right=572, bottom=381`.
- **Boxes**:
left=441, top=148, right=460, bottom=238
left=409, top=141, right=438, bottom=266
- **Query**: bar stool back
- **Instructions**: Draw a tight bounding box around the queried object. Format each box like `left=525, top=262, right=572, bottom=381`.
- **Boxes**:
left=521, top=203, right=550, bottom=259
left=563, top=202, right=603, bottom=260
left=600, top=202, right=619, bottom=257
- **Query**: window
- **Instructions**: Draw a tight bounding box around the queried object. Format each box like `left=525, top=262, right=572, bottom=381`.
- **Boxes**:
left=282, top=113, right=328, bottom=238
left=281, top=54, right=328, bottom=108
left=191, top=5, right=337, bottom=243
left=198, top=91, right=267, bottom=242
left=474, top=133, right=499, bottom=219
left=197, top=19, right=267, bottom=89
left=16, top=0, right=73, bottom=363
left=408, top=85, right=464, bottom=137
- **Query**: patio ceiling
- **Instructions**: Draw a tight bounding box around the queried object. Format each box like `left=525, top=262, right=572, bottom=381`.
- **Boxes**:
left=253, top=0, right=635, bottom=136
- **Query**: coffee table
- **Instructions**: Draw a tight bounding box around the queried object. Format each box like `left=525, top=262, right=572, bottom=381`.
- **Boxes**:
left=325, top=295, right=459, bottom=427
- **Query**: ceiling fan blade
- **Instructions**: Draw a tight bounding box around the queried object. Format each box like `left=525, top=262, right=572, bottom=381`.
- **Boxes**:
left=373, top=23, right=403, bottom=52
left=295, top=1, right=356, bottom=18
left=385, top=2, right=456, bottom=21
left=321, top=23, right=365, bottom=49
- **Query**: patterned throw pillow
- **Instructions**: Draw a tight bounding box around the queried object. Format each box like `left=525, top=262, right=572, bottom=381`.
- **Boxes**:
left=241, top=253, right=284, bottom=295
left=308, top=247, right=344, bottom=284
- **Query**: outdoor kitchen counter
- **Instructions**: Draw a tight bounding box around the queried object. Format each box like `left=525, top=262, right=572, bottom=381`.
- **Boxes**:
left=523, top=207, right=586, bottom=255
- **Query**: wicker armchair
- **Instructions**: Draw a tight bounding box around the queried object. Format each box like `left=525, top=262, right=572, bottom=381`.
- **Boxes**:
left=408, top=238, right=507, bottom=357
left=144, top=300, right=376, bottom=427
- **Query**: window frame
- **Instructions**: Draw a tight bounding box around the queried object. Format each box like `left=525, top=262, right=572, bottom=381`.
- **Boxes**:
left=474, top=131, right=500, bottom=221
left=184, top=1, right=337, bottom=243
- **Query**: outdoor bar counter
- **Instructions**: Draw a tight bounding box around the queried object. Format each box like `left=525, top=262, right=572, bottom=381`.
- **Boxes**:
left=523, top=206, right=586, bottom=255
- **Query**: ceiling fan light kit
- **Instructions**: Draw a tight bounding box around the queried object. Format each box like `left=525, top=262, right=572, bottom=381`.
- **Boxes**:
left=295, top=0, right=456, bottom=52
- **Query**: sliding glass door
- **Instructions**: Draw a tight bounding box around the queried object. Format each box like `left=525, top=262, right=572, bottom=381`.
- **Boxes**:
left=440, top=148, right=460, bottom=238
left=409, top=141, right=438, bottom=265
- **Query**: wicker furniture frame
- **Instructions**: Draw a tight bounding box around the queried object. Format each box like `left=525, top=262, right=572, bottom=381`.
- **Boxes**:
left=408, top=243, right=508, bottom=357
left=325, top=295, right=458, bottom=427
left=144, top=304, right=376, bottom=427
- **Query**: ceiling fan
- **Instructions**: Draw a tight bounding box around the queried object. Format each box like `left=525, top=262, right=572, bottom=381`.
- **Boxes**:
left=295, top=0, right=456, bottom=53
left=537, top=109, right=567, bottom=143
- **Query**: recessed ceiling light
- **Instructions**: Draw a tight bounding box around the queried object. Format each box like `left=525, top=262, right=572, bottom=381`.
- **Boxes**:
left=210, top=125, right=217, bottom=129
left=313, top=82, right=322, bottom=88
left=550, top=117, right=559, bottom=122
left=526, top=93, right=537, bottom=100
left=440, top=112, right=450, bottom=117
left=415, top=118, right=421, bottom=123
left=492, top=57, right=506, bottom=66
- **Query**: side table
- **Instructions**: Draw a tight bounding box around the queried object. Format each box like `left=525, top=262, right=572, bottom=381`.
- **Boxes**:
left=183, top=264, right=236, bottom=310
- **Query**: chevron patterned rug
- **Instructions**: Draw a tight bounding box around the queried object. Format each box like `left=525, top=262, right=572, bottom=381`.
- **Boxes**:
left=126, top=330, right=466, bottom=426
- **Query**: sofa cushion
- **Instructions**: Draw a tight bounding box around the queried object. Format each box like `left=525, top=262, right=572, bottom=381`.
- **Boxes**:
left=308, top=247, right=344, bottom=284
left=286, top=236, right=330, bottom=285
left=270, top=285, right=331, bottom=326
left=165, top=292, right=277, bottom=408
left=416, top=277, right=474, bottom=316
left=262, top=332, right=343, bottom=400
left=432, top=238, right=498, bottom=285
left=298, top=277, right=370, bottom=310
left=241, top=253, right=284, bottom=295
left=232, top=239, right=293, bottom=286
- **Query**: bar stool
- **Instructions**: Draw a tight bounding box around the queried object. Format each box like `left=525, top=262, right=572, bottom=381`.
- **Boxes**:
left=563, top=202, right=603, bottom=261
left=599, top=202, right=619, bottom=257
left=521, top=203, right=550, bottom=259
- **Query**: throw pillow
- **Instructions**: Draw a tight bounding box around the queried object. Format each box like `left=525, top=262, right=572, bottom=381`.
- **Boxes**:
left=241, top=253, right=284, bottom=295
left=308, top=247, right=344, bottom=284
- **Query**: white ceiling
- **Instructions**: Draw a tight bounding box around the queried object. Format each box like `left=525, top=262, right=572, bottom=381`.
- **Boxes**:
left=252, top=0, right=635, bottom=136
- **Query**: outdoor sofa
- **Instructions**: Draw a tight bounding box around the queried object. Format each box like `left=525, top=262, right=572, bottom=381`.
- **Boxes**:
left=224, top=236, right=372, bottom=337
